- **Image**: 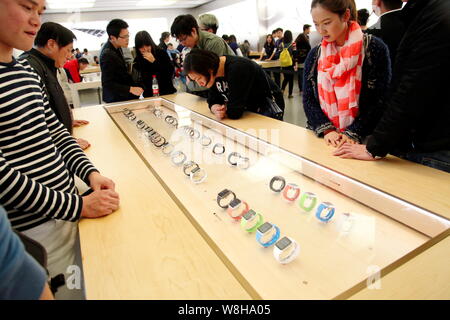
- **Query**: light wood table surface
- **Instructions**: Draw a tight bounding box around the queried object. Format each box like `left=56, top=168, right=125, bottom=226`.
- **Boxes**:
left=73, top=106, right=251, bottom=300
left=73, top=94, right=450, bottom=299
left=80, top=66, right=100, bottom=74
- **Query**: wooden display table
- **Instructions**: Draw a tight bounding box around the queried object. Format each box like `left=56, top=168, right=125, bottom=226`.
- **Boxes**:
left=80, top=65, right=100, bottom=74
left=254, top=60, right=281, bottom=69
left=73, top=93, right=450, bottom=300
left=73, top=106, right=250, bottom=300
left=70, top=79, right=102, bottom=108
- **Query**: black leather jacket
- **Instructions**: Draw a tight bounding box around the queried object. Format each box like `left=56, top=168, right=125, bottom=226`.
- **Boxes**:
left=367, top=0, right=450, bottom=156
left=100, top=41, right=137, bottom=103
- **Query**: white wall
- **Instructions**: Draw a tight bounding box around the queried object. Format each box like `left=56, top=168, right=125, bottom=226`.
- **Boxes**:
left=42, top=9, right=188, bottom=52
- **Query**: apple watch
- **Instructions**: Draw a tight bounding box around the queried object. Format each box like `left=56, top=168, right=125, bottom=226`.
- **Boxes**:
left=153, top=137, right=167, bottom=148
left=240, top=210, right=263, bottom=233
left=282, top=183, right=301, bottom=202
left=171, top=151, right=186, bottom=166
left=216, top=189, right=236, bottom=209
left=201, top=135, right=212, bottom=147
left=269, top=176, right=286, bottom=193
left=256, top=222, right=280, bottom=248
left=273, top=236, right=300, bottom=264
left=183, top=161, right=200, bottom=176
left=298, top=192, right=317, bottom=212
left=316, top=202, right=335, bottom=223
left=227, top=152, right=240, bottom=166
left=226, top=198, right=250, bottom=221
left=136, top=120, right=146, bottom=130
left=153, top=108, right=163, bottom=118
left=212, top=143, right=225, bottom=155
left=189, top=167, right=207, bottom=184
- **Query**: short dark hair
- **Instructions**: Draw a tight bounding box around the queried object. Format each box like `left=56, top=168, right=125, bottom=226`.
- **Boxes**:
left=78, top=58, right=89, bottom=65
left=382, top=0, right=403, bottom=10
left=357, top=8, right=370, bottom=26
left=283, top=30, right=293, bottom=44
left=276, top=28, right=283, bottom=33
left=303, top=24, right=312, bottom=32
left=160, top=31, right=170, bottom=43
left=34, top=22, right=76, bottom=48
left=106, top=19, right=129, bottom=38
left=134, top=30, right=157, bottom=59
left=198, top=14, right=219, bottom=34
left=183, top=49, right=220, bottom=85
left=171, top=14, right=198, bottom=38
left=222, top=34, right=229, bottom=41
left=83, top=48, right=88, bottom=53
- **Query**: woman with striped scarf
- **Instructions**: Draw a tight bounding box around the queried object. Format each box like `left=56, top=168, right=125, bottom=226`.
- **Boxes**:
left=303, top=0, right=391, bottom=147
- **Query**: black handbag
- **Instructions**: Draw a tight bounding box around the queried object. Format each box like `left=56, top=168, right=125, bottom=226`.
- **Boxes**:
left=259, top=72, right=285, bottom=120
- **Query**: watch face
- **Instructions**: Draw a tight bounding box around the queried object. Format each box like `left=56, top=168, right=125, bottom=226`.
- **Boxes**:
left=218, top=189, right=230, bottom=198
left=258, top=222, right=272, bottom=234
left=229, top=198, right=241, bottom=209
left=275, top=237, right=292, bottom=250
left=243, top=210, right=256, bottom=221
left=191, top=167, right=200, bottom=174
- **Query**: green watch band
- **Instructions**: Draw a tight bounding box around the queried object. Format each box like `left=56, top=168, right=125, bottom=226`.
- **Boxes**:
left=298, top=192, right=317, bottom=212
left=241, top=212, right=264, bottom=233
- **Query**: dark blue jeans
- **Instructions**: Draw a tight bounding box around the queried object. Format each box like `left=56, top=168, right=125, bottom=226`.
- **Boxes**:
left=401, top=150, right=450, bottom=173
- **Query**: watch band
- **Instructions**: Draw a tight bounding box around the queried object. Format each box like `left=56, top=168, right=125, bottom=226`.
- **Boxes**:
left=183, top=161, right=200, bottom=176
left=216, top=189, right=236, bottom=209
left=298, top=192, right=317, bottom=212
left=256, top=224, right=281, bottom=248
left=283, top=183, right=301, bottom=202
left=269, top=176, right=286, bottom=193
left=316, top=202, right=335, bottom=223
left=212, top=143, right=225, bottom=155
left=189, top=167, right=207, bottom=184
left=240, top=210, right=264, bottom=233
left=273, top=237, right=300, bottom=264
left=227, top=200, right=250, bottom=221
left=171, top=151, right=187, bottom=166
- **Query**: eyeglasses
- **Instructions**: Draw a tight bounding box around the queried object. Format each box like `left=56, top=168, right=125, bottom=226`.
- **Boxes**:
left=119, top=34, right=130, bottom=39
left=177, top=35, right=188, bottom=42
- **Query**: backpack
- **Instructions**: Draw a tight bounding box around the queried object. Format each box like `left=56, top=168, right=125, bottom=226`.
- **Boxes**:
left=280, top=43, right=293, bottom=67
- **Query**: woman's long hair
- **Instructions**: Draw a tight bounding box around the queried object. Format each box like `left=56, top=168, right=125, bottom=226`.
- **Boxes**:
left=135, top=30, right=158, bottom=60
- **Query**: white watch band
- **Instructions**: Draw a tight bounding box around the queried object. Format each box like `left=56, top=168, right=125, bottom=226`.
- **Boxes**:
left=273, top=237, right=300, bottom=264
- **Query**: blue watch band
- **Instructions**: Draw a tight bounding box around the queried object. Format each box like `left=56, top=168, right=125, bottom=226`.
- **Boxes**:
left=256, top=225, right=281, bottom=248
left=316, top=202, right=335, bottom=222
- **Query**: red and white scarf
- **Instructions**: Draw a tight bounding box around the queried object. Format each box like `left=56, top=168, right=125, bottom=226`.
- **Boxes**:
left=317, top=21, right=364, bottom=131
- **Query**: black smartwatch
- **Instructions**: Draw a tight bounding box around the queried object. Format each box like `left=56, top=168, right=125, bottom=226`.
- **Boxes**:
left=216, top=189, right=237, bottom=209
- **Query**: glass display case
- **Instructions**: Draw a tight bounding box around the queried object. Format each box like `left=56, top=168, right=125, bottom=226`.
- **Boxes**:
left=104, top=98, right=450, bottom=300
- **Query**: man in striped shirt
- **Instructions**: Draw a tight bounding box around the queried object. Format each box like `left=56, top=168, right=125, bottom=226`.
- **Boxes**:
left=0, top=0, right=120, bottom=299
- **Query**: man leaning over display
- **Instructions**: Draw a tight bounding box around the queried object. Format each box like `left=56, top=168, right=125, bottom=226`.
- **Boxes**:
left=170, top=14, right=235, bottom=98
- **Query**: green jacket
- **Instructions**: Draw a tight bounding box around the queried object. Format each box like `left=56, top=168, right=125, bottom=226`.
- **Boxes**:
left=197, top=30, right=235, bottom=56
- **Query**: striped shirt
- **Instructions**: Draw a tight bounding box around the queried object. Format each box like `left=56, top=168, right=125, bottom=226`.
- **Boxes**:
left=0, top=58, right=98, bottom=232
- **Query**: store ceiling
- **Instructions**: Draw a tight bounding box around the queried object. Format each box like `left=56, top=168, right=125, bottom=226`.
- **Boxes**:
left=45, top=0, right=215, bottom=13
